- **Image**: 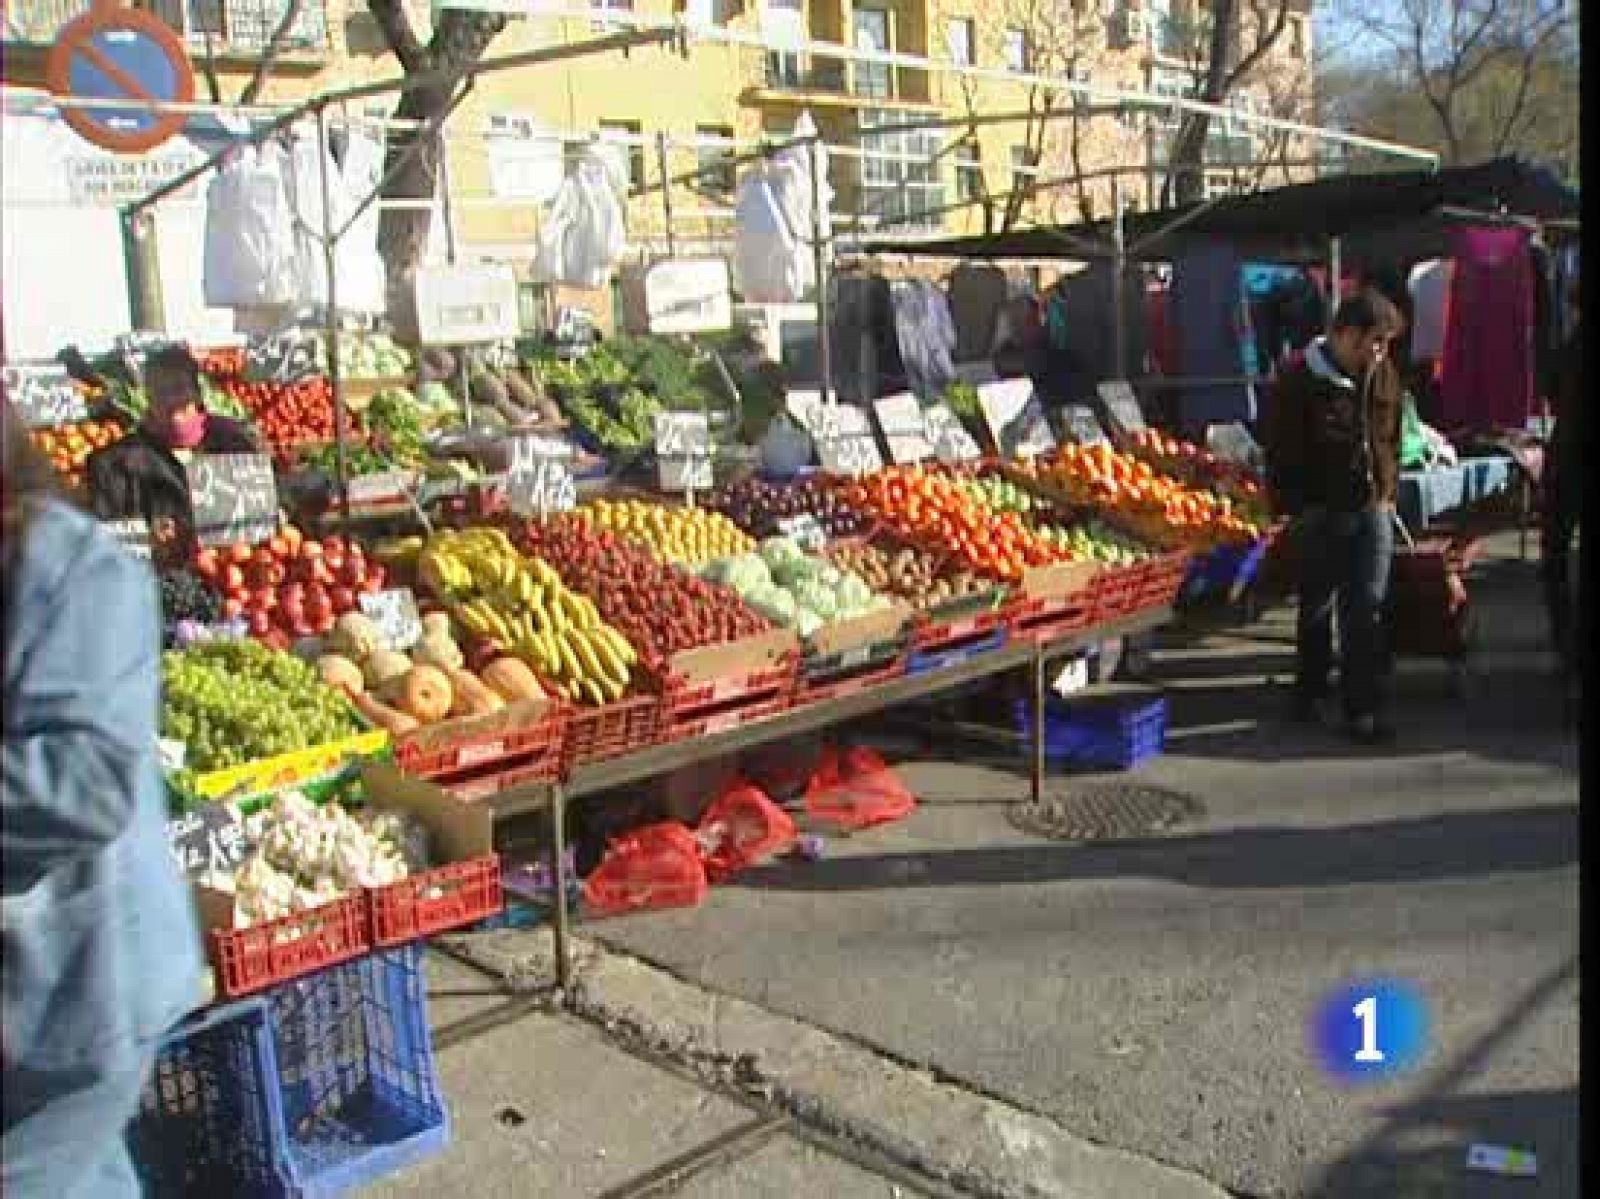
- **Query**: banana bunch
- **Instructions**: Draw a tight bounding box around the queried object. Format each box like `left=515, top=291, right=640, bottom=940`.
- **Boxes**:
left=421, top=529, right=638, bottom=705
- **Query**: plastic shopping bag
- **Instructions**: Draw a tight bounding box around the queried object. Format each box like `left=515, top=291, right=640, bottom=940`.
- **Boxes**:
left=803, top=746, right=916, bottom=831
left=695, top=782, right=796, bottom=882
left=582, top=822, right=707, bottom=916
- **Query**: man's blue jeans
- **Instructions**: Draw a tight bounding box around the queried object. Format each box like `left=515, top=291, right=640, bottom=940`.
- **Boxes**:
left=1294, top=506, right=1395, bottom=720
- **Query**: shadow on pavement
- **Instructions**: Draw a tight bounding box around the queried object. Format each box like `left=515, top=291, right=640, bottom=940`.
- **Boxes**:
left=736, top=804, right=1577, bottom=894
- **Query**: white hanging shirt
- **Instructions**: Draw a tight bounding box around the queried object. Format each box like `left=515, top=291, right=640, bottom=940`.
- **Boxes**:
left=1408, top=258, right=1452, bottom=361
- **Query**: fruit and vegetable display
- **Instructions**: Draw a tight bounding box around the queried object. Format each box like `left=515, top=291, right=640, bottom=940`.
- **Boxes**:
left=701, top=537, right=893, bottom=639
left=826, top=541, right=997, bottom=609
left=213, top=791, right=427, bottom=928
left=574, top=499, right=753, bottom=568
left=337, top=334, right=414, bottom=381
left=841, top=466, right=1068, bottom=584
left=29, top=418, right=126, bottom=491
left=311, top=609, right=550, bottom=735
left=709, top=475, right=870, bottom=539
left=192, top=527, right=386, bottom=649
left=214, top=375, right=355, bottom=449
left=1031, top=518, right=1154, bottom=566
left=1017, top=443, right=1263, bottom=548
left=298, top=387, right=432, bottom=476
left=1126, top=428, right=1270, bottom=522
left=159, top=568, right=226, bottom=646
left=513, top=516, right=769, bottom=672
left=952, top=471, right=1040, bottom=515
left=528, top=338, right=731, bottom=453
left=419, top=527, right=637, bottom=705
left=161, top=639, right=365, bottom=773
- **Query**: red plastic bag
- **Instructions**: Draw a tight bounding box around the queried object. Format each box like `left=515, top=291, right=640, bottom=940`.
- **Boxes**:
left=803, top=746, right=917, bottom=831
left=696, top=783, right=796, bottom=882
left=583, top=822, right=708, bottom=916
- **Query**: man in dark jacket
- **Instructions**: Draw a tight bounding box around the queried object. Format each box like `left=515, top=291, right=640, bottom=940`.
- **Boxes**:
left=1263, top=291, right=1405, bottom=744
left=85, top=344, right=257, bottom=561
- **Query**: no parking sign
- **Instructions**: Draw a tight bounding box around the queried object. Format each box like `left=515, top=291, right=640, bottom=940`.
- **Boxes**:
left=45, top=1, right=195, bottom=154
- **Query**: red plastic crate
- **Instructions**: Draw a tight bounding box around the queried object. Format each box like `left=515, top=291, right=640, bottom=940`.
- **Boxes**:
left=666, top=692, right=792, bottom=741
left=1005, top=587, right=1097, bottom=645
left=442, top=752, right=564, bottom=802
left=1135, top=551, right=1192, bottom=610
left=795, top=650, right=907, bottom=706
left=368, top=854, right=504, bottom=947
left=912, top=603, right=1010, bottom=653
left=562, top=694, right=663, bottom=771
left=659, top=658, right=797, bottom=717
left=394, top=705, right=569, bottom=780
left=209, top=894, right=370, bottom=1000
left=1091, top=566, right=1143, bottom=623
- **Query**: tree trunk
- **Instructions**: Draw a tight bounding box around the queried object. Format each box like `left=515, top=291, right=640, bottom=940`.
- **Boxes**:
left=372, top=9, right=508, bottom=339
left=1168, top=0, right=1239, bottom=205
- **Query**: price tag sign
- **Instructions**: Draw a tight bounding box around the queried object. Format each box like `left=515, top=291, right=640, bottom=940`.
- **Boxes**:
left=347, top=469, right=422, bottom=507
left=653, top=411, right=714, bottom=492
left=806, top=403, right=883, bottom=478
left=873, top=393, right=934, bottom=465
left=2, top=362, right=89, bottom=428
left=777, top=513, right=827, bottom=552
left=1097, top=380, right=1147, bottom=436
left=185, top=453, right=279, bottom=548
left=415, top=264, right=520, bottom=345
left=923, top=402, right=983, bottom=463
left=106, top=517, right=153, bottom=561
left=167, top=802, right=249, bottom=878
left=506, top=435, right=576, bottom=515
left=1062, top=404, right=1110, bottom=447
left=246, top=330, right=323, bottom=383
left=978, top=379, right=1057, bottom=460
left=359, top=587, right=424, bottom=652
left=1051, top=654, right=1091, bottom=697
left=644, top=259, right=733, bottom=335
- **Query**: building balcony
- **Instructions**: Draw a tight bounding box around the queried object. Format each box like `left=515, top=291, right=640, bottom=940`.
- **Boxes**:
left=746, top=45, right=935, bottom=112
left=5, top=0, right=329, bottom=62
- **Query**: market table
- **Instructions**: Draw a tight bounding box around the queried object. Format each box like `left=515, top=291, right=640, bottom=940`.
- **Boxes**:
left=1396, top=455, right=1516, bottom=532
left=483, top=607, right=1173, bottom=987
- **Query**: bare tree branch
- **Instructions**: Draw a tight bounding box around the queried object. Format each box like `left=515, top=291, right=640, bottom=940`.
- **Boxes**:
left=367, top=0, right=430, bottom=74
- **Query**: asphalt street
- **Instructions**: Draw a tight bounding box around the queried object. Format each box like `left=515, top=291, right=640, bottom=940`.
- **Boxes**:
left=589, top=537, right=1580, bottom=1198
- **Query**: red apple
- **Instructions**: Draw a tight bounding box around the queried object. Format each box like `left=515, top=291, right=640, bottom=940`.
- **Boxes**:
left=313, top=611, right=336, bottom=635
left=248, top=609, right=273, bottom=637
left=330, top=586, right=356, bottom=611
left=194, top=548, right=220, bottom=579
left=222, top=596, right=245, bottom=620
left=367, top=563, right=386, bottom=589
left=223, top=564, right=246, bottom=592
left=338, top=559, right=366, bottom=587
left=261, top=628, right=292, bottom=652
left=299, top=541, right=323, bottom=562
left=250, top=587, right=277, bottom=612
left=268, top=562, right=287, bottom=586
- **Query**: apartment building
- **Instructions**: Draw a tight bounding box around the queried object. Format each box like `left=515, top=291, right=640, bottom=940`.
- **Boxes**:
left=2, top=0, right=1316, bottom=253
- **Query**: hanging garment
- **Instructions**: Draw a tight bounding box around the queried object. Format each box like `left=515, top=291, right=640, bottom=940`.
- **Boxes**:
left=890, top=280, right=957, bottom=399
left=1439, top=225, right=1536, bottom=433
left=1144, top=283, right=1175, bottom=375
left=1407, top=259, right=1452, bottom=362
left=202, top=143, right=298, bottom=309
left=732, top=163, right=806, bottom=303
left=533, top=149, right=627, bottom=289
left=946, top=264, right=1010, bottom=363
left=1170, top=242, right=1257, bottom=430
left=1040, top=264, right=1147, bottom=402
left=333, top=125, right=388, bottom=315
left=830, top=273, right=900, bottom=401
left=1530, top=238, right=1559, bottom=401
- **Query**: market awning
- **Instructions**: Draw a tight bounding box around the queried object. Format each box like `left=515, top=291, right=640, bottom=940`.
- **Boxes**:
left=863, top=157, right=1579, bottom=264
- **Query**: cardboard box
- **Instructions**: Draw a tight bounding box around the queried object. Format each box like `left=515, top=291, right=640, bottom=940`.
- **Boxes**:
left=805, top=600, right=911, bottom=660
left=658, top=627, right=800, bottom=690
left=191, top=728, right=391, bottom=804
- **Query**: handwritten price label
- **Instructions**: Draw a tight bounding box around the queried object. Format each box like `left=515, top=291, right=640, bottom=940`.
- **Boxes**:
left=185, top=453, right=279, bottom=548
left=507, top=435, right=576, bottom=516
left=2, top=362, right=88, bottom=428
left=654, top=411, right=714, bottom=492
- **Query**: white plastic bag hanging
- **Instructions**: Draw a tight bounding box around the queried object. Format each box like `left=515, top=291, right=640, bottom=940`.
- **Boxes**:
left=533, top=148, right=627, bottom=289
left=202, top=142, right=298, bottom=309
left=332, top=124, right=388, bottom=314
left=733, top=111, right=830, bottom=304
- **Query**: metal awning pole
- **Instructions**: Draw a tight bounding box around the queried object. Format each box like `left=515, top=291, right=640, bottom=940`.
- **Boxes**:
left=314, top=105, right=351, bottom=520
left=811, top=136, right=834, bottom=407
left=1327, top=236, right=1342, bottom=332
left=1111, top=174, right=1127, bottom=379
left=657, top=132, right=677, bottom=258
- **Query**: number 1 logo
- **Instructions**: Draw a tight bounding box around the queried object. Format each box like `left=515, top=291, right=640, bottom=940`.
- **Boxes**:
left=1311, top=978, right=1428, bottom=1084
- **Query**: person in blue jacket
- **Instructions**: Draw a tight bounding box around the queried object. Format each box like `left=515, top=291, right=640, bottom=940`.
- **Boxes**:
left=2, top=399, right=204, bottom=1197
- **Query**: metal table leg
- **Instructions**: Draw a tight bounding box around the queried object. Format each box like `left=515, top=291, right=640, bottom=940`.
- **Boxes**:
left=549, top=782, right=571, bottom=993
left=1031, top=646, right=1046, bottom=805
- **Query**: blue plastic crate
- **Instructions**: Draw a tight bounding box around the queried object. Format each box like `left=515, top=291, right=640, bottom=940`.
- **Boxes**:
left=1014, top=693, right=1168, bottom=771
left=132, top=998, right=292, bottom=1198
left=906, top=625, right=1009, bottom=675
left=267, top=946, right=448, bottom=1199
left=1182, top=538, right=1271, bottom=603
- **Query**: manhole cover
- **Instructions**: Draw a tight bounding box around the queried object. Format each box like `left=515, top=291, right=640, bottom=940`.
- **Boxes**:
left=1007, top=782, right=1204, bottom=842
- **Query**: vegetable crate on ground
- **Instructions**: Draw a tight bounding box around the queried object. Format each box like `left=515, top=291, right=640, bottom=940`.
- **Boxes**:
left=562, top=694, right=664, bottom=772
left=1014, top=691, right=1169, bottom=771
left=131, top=946, right=447, bottom=1198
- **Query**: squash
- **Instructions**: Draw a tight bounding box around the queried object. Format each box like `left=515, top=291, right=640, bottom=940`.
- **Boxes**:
left=445, top=667, right=505, bottom=717
left=316, top=654, right=365, bottom=696
left=412, top=632, right=465, bottom=672
left=481, top=657, right=546, bottom=703
left=421, top=612, right=454, bottom=642
left=329, top=612, right=384, bottom=662
left=395, top=665, right=453, bottom=724
left=351, top=691, right=419, bottom=735
left=363, top=648, right=412, bottom=692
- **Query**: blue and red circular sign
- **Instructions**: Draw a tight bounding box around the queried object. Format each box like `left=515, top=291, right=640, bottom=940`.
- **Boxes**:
left=46, top=2, right=195, bottom=154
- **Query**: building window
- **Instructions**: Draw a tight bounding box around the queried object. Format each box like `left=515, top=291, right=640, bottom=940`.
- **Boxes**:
left=592, top=0, right=633, bottom=29
left=695, top=125, right=737, bottom=194
left=146, top=0, right=329, bottom=52
left=599, top=120, right=646, bottom=192
left=955, top=143, right=983, bottom=203
left=860, top=109, right=944, bottom=232
left=946, top=18, right=975, bottom=66
left=1288, top=14, right=1305, bottom=59
left=1003, top=28, right=1029, bottom=74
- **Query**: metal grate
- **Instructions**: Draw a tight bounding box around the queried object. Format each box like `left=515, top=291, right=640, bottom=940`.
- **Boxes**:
left=1007, top=781, right=1203, bottom=842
